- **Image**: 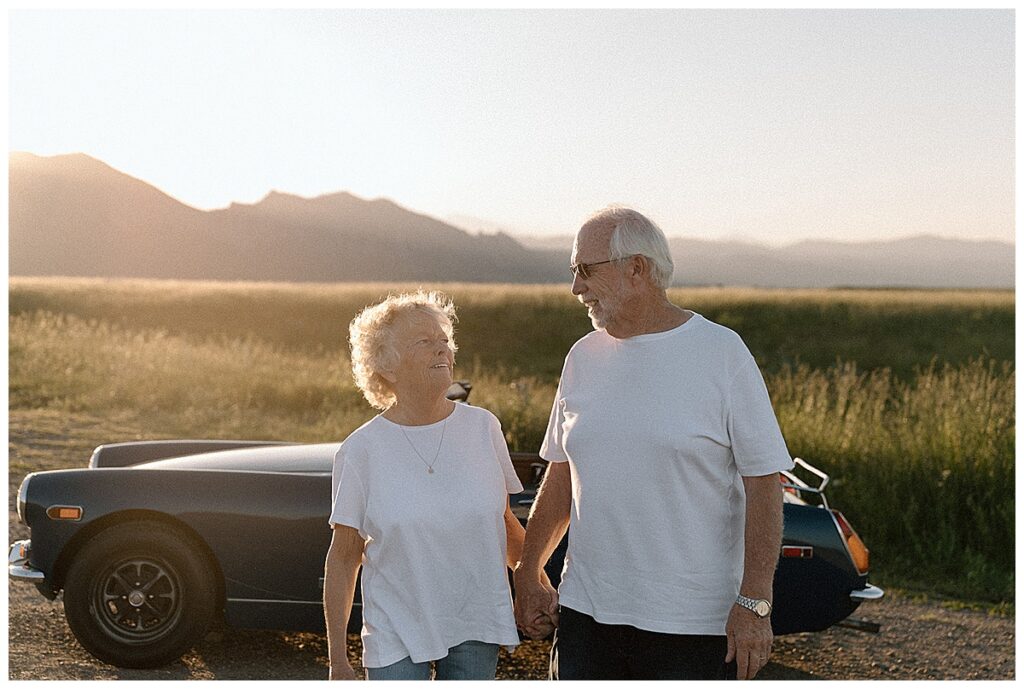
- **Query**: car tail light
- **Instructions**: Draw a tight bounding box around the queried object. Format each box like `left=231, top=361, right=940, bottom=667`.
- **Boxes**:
left=781, top=545, right=813, bottom=558
left=831, top=509, right=869, bottom=575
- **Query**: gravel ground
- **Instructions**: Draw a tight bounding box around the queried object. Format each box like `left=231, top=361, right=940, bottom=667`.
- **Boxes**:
left=8, top=576, right=1014, bottom=679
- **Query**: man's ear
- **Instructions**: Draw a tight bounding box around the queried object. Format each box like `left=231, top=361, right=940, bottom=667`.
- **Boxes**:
left=379, top=368, right=398, bottom=385
left=629, top=255, right=649, bottom=282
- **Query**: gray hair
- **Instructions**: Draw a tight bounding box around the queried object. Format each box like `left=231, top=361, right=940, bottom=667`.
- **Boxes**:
left=586, top=206, right=674, bottom=289
left=348, top=291, right=457, bottom=410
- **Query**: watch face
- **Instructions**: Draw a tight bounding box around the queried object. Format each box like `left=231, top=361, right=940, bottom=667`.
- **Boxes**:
left=754, top=600, right=772, bottom=617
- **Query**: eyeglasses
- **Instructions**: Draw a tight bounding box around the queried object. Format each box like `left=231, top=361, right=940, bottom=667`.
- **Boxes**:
left=569, top=259, right=618, bottom=280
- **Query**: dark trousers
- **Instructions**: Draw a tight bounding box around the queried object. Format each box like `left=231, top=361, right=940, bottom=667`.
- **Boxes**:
left=550, top=606, right=737, bottom=680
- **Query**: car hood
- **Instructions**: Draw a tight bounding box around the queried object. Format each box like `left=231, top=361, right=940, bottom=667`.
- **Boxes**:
left=135, top=443, right=339, bottom=474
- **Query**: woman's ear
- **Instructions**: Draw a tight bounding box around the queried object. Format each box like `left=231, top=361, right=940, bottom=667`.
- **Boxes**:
left=379, top=368, right=398, bottom=385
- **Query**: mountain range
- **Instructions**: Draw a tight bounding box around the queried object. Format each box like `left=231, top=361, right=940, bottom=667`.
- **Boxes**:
left=9, top=152, right=1014, bottom=288
left=517, top=234, right=1015, bottom=289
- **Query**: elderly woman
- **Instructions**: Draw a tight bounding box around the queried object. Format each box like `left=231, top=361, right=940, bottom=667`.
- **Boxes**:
left=324, top=291, right=526, bottom=681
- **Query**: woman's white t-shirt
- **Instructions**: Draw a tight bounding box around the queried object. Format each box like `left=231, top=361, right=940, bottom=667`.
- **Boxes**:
left=329, top=403, right=523, bottom=668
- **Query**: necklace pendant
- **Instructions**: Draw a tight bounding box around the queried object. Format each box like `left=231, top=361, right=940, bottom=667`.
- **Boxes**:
left=428, top=467, right=434, bottom=474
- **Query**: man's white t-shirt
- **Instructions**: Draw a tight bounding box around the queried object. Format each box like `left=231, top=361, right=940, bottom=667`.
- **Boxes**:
left=540, top=312, right=793, bottom=635
left=329, top=403, right=523, bottom=668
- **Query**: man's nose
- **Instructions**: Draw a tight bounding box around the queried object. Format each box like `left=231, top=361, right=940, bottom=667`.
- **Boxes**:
left=571, top=273, right=586, bottom=295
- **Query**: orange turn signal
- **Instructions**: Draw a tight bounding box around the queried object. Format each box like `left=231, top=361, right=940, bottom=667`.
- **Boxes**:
left=831, top=509, right=869, bottom=575
left=46, top=505, right=83, bottom=521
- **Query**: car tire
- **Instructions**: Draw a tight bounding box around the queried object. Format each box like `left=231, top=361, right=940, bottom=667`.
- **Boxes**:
left=62, top=522, right=217, bottom=669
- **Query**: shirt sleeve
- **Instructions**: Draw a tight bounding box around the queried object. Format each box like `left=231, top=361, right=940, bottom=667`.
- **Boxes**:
left=539, top=376, right=569, bottom=463
left=488, top=412, right=524, bottom=494
left=727, top=356, right=794, bottom=476
left=329, top=440, right=369, bottom=533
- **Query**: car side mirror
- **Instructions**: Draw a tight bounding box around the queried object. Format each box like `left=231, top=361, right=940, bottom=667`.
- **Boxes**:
left=445, top=380, right=472, bottom=402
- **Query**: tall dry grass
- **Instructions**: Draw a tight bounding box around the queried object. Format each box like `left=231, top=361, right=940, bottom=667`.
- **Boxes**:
left=771, top=360, right=1014, bottom=599
left=10, top=277, right=1015, bottom=379
left=9, top=310, right=559, bottom=446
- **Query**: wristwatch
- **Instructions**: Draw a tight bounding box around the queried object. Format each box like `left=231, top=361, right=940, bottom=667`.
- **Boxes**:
left=735, top=594, right=772, bottom=618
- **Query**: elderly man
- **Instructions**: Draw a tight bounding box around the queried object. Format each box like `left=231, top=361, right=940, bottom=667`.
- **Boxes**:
left=513, top=207, right=793, bottom=680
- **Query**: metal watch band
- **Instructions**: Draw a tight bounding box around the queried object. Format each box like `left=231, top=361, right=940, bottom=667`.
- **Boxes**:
left=735, top=594, right=772, bottom=618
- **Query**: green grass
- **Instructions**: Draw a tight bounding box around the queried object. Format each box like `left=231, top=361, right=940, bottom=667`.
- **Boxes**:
left=8, top=278, right=1015, bottom=603
left=10, top=278, right=1014, bottom=380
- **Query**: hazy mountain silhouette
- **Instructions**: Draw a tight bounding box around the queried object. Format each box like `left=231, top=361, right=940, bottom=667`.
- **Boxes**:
left=10, top=152, right=563, bottom=283
left=10, top=152, right=1013, bottom=288
left=516, top=234, right=1013, bottom=289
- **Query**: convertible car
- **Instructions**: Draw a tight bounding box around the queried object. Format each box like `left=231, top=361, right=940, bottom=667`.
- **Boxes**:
left=9, top=386, right=882, bottom=669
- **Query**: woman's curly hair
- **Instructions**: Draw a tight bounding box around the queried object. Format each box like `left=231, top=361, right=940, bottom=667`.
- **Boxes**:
left=348, top=291, right=457, bottom=410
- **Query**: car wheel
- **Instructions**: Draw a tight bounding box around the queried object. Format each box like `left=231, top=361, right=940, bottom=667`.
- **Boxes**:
left=62, top=522, right=217, bottom=668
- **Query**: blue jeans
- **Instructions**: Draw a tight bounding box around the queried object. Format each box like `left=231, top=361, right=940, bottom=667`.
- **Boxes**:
left=366, top=640, right=501, bottom=681
left=551, top=606, right=736, bottom=680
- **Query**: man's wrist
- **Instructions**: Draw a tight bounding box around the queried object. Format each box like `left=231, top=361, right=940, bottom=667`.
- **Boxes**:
left=734, top=593, right=772, bottom=618
left=737, top=581, right=773, bottom=600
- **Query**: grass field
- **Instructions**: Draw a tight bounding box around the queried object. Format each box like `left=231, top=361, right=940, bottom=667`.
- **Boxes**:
left=8, top=277, right=1015, bottom=603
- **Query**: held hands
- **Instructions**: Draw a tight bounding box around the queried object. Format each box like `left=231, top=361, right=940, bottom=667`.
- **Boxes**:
left=724, top=604, right=773, bottom=680
left=513, top=568, right=559, bottom=640
left=524, top=611, right=557, bottom=639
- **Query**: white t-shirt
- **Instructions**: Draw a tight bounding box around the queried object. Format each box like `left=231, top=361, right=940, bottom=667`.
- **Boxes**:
left=540, top=313, right=793, bottom=635
left=329, top=403, right=523, bottom=668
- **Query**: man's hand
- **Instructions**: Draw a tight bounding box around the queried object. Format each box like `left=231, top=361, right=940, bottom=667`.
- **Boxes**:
left=329, top=660, right=358, bottom=680
left=728, top=473, right=784, bottom=679
left=525, top=611, right=557, bottom=639
left=513, top=568, right=560, bottom=639
left=724, top=604, right=773, bottom=680
left=513, top=461, right=570, bottom=640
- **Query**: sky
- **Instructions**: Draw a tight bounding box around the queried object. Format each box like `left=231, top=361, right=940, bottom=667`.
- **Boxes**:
left=8, top=9, right=1015, bottom=245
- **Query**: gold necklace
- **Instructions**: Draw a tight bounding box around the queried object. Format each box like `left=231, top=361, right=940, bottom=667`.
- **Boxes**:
left=397, top=415, right=449, bottom=474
